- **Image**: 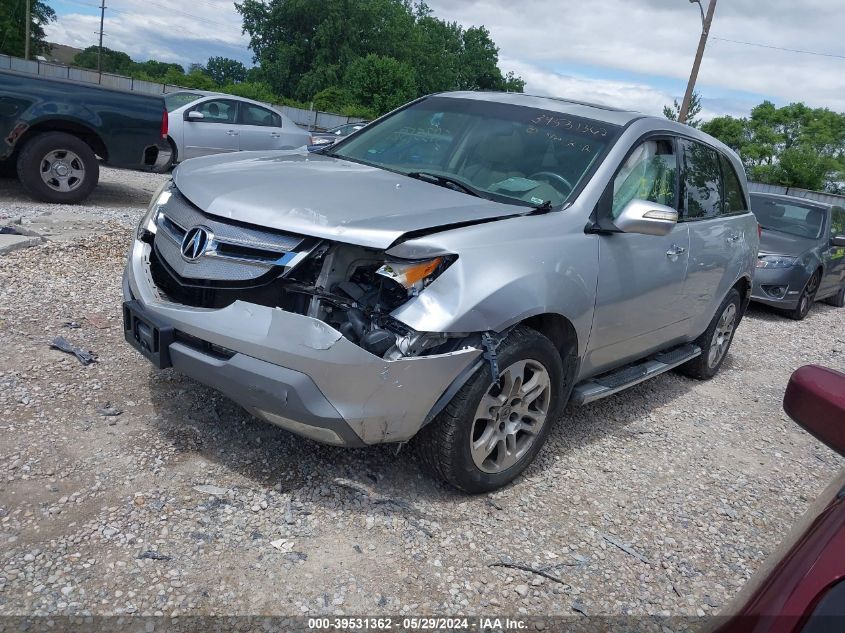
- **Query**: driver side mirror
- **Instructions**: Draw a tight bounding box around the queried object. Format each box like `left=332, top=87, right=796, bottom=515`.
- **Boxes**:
left=614, top=199, right=678, bottom=236
left=186, top=110, right=204, bottom=121
left=831, top=235, right=845, bottom=247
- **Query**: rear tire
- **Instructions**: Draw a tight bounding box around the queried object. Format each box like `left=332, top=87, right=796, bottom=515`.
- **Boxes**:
left=786, top=271, right=820, bottom=320
left=16, top=132, right=99, bottom=204
left=822, top=282, right=845, bottom=308
left=678, top=289, right=741, bottom=380
left=415, top=326, right=565, bottom=493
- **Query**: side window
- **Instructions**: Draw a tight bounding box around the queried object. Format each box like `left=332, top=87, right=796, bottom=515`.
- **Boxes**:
left=192, top=99, right=237, bottom=124
left=719, top=154, right=746, bottom=214
left=680, top=140, right=722, bottom=220
left=611, top=139, right=677, bottom=219
left=832, top=207, right=845, bottom=239
left=240, top=104, right=281, bottom=127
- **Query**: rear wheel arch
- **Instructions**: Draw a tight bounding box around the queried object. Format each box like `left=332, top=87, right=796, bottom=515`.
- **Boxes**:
left=16, top=119, right=108, bottom=162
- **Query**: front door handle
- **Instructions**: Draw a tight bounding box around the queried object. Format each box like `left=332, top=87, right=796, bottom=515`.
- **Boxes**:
left=666, top=245, right=686, bottom=259
left=270, top=132, right=281, bottom=138
left=226, top=130, right=239, bottom=136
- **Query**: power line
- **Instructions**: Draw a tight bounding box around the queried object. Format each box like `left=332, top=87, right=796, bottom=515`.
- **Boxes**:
left=712, top=36, right=845, bottom=60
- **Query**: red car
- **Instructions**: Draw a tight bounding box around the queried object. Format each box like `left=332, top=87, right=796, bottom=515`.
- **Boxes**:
left=715, top=365, right=845, bottom=633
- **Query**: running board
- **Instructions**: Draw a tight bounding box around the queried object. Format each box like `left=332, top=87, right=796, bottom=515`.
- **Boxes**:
left=571, top=343, right=701, bottom=406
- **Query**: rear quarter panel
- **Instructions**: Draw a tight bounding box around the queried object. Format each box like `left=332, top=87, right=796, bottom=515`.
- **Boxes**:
left=0, top=71, right=165, bottom=167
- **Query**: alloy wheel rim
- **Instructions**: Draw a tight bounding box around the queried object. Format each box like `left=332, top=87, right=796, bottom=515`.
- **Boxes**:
left=40, top=149, right=85, bottom=193
left=470, top=359, right=552, bottom=474
left=708, top=303, right=736, bottom=368
left=801, top=275, right=819, bottom=316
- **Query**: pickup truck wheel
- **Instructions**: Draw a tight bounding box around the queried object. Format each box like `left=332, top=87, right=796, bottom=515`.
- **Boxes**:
left=16, top=132, right=99, bottom=204
left=416, top=326, right=564, bottom=493
left=677, top=288, right=741, bottom=380
left=823, top=282, right=845, bottom=308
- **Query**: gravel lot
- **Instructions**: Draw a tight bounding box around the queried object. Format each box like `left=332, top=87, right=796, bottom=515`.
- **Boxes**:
left=1, top=168, right=843, bottom=620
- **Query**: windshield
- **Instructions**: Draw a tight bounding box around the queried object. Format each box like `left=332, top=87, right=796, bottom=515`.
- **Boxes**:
left=750, top=194, right=826, bottom=239
left=165, top=92, right=204, bottom=112
left=328, top=97, right=621, bottom=207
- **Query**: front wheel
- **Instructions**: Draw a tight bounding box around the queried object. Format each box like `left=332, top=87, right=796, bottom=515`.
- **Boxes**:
left=16, top=132, right=99, bottom=203
left=415, top=326, right=565, bottom=493
left=678, top=289, right=741, bottom=380
left=787, top=271, right=820, bottom=320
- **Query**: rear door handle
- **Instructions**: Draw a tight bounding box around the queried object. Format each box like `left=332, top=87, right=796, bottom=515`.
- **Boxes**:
left=727, top=233, right=741, bottom=243
left=270, top=132, right=281, bottom=138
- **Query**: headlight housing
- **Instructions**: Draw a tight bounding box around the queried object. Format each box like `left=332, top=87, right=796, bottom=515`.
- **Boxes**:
left=376, top=255, right=454, bottom=294
left=756, top=255, right=797, bottom=269
left=136, top=179, right=173, bottom=240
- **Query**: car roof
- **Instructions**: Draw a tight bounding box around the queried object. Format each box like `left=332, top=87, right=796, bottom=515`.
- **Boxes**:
left=750, top=192, right=832, bottom=209
left=171, top=91, right=286, bottom=114
left=435, top=91, right=646, bottom=126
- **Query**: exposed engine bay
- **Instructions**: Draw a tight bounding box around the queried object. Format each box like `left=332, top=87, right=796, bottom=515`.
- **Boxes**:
left=142, top=224, right=468, bottom=360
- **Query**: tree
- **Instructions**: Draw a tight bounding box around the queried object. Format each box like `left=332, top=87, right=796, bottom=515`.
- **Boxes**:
left=702, top=100, right=845, bottom=192
left=206, top=56, right=247, bottom=85
left=344, top=54, right=417, bottom=115
left=664, top=91, right=703, bottom=128
left=0, top=0, right=55, bottom=57
left=235, top=0, right=523, bottom=113
left=73, top=46, right=134, bottom=74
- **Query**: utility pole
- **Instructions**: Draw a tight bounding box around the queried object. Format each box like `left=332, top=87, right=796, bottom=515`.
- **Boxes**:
left=679, top=0, right=717, bottom=124
left=96, top=0, right=106, bottom=74
left=24, top=0, right=31, bottom=60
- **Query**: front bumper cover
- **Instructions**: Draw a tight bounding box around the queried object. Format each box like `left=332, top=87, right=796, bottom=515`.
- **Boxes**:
left=124, top=240, right=481, bottom=446
left=750, top=265, right=810, bottom=309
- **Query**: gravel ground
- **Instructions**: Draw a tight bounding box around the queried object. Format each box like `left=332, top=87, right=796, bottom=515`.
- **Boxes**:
left=1, top=168, right=843, bottom=619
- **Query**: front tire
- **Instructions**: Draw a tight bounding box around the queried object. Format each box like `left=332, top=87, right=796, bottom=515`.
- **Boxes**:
left=16, top=132, right=99, bottom=204
left=678, top=289, right=741, bottom=380
left=787, top=271, right=820, bottom=320
left=416, top=326, right=565, bottom=493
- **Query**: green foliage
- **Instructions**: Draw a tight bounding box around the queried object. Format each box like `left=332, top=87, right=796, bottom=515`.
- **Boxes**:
left=206, top=56, right=247, bottom=85
left=220, top=81, right=278, bottom=103
left=311, top=86, right=355, bottom=112
left=663, top=91, right=703, bottom=128
left=344, top=54, right=417, bottom=115
left=235, top=0, right=523, bottom=115
left=73, top=46, right=134, bottom=74
left=702, top=101, right=845, bottom=193
left=0, top=0, right=55, bottom=57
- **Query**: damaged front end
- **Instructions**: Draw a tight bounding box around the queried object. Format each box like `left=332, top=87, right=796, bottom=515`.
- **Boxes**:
left=126, top=182, right=485, bottom=445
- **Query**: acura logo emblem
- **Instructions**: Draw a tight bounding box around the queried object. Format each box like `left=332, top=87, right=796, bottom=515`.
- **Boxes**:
left=181, top=226, right=212, bottom=261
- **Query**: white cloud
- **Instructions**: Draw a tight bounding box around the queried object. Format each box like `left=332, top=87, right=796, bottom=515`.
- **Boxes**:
left=427, top=0, right=845, bottom=113
left=45, top=0, right=250, bottom=67
left=45, top=0, right=845, bottom=116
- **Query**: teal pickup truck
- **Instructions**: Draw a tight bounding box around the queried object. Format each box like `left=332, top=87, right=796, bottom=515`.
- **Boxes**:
left=0, top=70, right=171, bottom=203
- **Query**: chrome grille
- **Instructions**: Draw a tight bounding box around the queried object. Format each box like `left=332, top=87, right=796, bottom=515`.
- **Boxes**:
left=152, top=191, right=310, bottom=282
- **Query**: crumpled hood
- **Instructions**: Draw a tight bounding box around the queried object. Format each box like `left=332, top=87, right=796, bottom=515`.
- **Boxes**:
left=759, top=228, right=817, bottom=257
left=172, top=150, right=526, bottom=249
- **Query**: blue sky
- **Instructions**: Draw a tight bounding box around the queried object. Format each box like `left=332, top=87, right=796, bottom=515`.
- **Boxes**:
left=45, top=0, right=845, bottom=118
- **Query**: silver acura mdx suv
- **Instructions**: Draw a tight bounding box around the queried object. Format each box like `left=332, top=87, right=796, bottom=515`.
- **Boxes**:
left=124, top=92, right=759, bottom=492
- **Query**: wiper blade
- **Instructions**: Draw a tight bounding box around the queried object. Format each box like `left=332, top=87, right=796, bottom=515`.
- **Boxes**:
left=406, top=171, right=484, bottom=199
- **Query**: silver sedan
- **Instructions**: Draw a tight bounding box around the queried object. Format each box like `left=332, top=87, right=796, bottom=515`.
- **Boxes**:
left=164, top=91, right=311, bottom=163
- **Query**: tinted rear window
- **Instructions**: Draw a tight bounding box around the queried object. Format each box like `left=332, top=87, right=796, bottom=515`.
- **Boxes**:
left=750, top=195, right=826, bottom=239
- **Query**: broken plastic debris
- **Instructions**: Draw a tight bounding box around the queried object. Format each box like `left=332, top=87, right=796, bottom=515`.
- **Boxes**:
left=137, top=551, right=171, bottom=561
left=270, top=538, right=295, bottom=552
left=97, top=402, right=123, bottom=417
left=50, top=336, right=97, bottom=365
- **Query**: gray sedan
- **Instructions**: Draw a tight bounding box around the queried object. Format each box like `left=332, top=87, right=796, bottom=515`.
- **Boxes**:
left=164, top=92, right=310, bottom=163
left=750, top=193, right=845, bottom=319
